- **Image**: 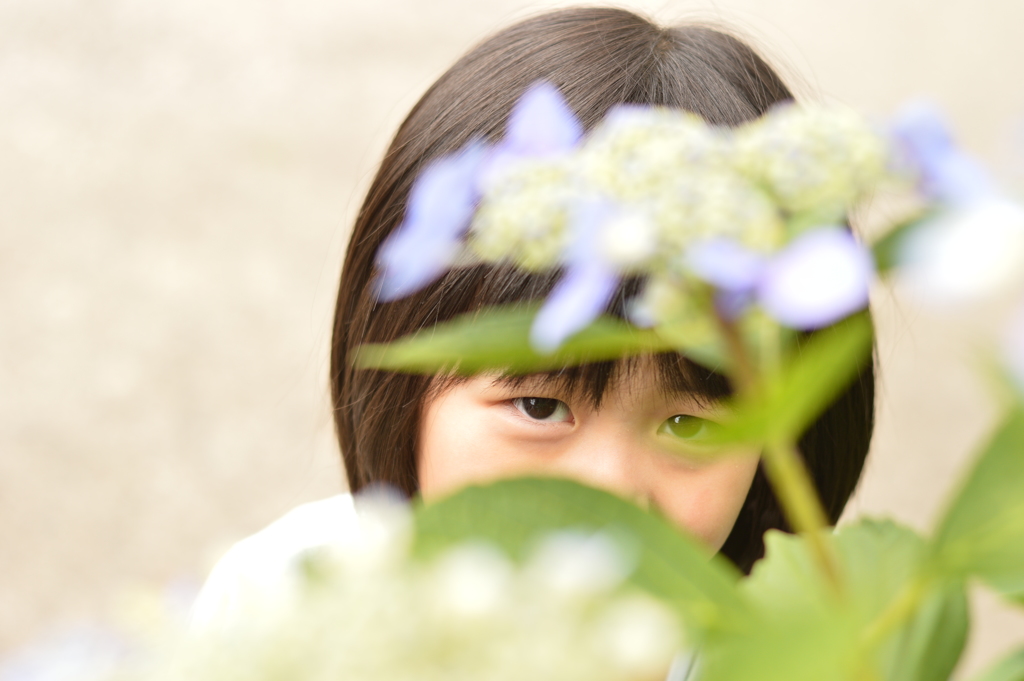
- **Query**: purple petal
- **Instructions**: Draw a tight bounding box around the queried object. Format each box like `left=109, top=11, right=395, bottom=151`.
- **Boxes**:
left=715, top=288, right=755, bottom=320
left=758, top=227, right=874, bottom=329
left=374, top=144, right=485, bottom=300
left=530, top=261, right=620, bottom=353
left=685, top=238, right=766, bottom=292
left=502, top=81, right=583, bottom=158
left=528, top=198, right=620, bottom=352
left=405, top=142, right=486, bottom=236
left=891, top=101, right=992, bottom=206
left=374, top=234, right=461, bottom=302
left=565, top=198, right=616, bottom=263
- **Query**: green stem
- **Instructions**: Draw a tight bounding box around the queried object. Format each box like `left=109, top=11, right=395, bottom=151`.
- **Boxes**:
left=713, top=310, right=842, bottom=591
left=761, top=319, right=783, bottom=379
left=860, top=577, right=928, bottom=652
left=762, top=439, right=844, bottom=593
left=713, top=309, right=758, bottom=397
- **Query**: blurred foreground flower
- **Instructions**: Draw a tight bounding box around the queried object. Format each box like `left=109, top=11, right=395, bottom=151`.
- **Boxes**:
left=891, top=102, right=1024, bottom=303
left=891, top=101, right=992, bottom=206
left=144, top=497, right=681, bottom=681
left=899, top=197, right=1024, bottom=303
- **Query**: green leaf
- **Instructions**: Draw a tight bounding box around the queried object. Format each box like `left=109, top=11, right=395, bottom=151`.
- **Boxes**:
left=871, top=209, right=938, bottom=275
left=874, top=578, right=969, bottom=681
left=707, top=312, right=874, bottom=448
left=411, top=477, right=747, bottom=634
left=969, top=647, right=1024, bottom=681
left=932, top=407, right=1024, bottom=603
left=699, top=520, right=968, bottom=681
left=851, top=522, right=967, bottom=681
left=701, top=530, right=855, bottom=681
left=353, top=305, right=674, bottom=375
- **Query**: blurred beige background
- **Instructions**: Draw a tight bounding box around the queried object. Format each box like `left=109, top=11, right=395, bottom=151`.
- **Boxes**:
left=2, top=0, right=1023, bottom=676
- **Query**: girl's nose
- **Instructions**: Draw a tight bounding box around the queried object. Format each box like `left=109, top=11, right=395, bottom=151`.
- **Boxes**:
left=558, top=433, right=652, bottom=509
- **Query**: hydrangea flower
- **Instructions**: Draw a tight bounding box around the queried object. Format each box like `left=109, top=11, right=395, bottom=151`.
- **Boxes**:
left=469, top=82, right=586, bottom=271
left=491, top=82, right=583, bottom=160
left=685, top=238, right=766, bottom=293
left=0, top=626, right=130, bottom=681
left=653, top=171, right=783, bottom=260
left=530, top=259, right=620, bottom=353
left=375, top=81, right=914, bottom=350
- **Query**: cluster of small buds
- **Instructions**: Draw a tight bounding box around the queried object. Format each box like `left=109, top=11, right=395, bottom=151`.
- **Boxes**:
left=471, top=158, right=577, bottom=270
left=143, top=503, right=682, bottom=681
left=467, top=98, right=886, bottom=277
left=731, top=104, right=890, bottom=224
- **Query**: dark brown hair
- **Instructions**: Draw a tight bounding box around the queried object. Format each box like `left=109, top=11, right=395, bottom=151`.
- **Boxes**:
left=330, top=7, right=875, bottom=573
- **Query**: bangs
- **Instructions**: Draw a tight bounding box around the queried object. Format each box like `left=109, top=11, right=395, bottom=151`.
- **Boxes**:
left=424, top=262, right=732, bottom=408
left=491, top=353, right=732, bottom=410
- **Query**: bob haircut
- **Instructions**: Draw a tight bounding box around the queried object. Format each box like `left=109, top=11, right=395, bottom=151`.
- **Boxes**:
left=330, top=7, right=875, bottom=573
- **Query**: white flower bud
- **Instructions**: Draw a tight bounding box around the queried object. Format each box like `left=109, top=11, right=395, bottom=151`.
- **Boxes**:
left=592, top=595, right=682, bottom=678
left=527, top=531, right=632, bottom=597
left=341, top=487, right=412, bottom=573
left=431, top=543, right=514, bottom=618
left=599, top=211, right=658, bottom=267
left=899, top=198, right=1024, bottom=303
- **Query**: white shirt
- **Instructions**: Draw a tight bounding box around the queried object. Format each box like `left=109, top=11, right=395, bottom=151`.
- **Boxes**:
left=189, top=494, right=358, bottom=630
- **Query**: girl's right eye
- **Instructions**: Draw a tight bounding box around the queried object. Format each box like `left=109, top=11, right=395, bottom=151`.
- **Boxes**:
left=512, top=397, right=572, bottom=423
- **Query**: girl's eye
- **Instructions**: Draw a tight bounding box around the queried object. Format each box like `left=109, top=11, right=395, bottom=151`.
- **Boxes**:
left=659, top=414, right=710, bottom=440
left=512, top=397, right=572, bottom=423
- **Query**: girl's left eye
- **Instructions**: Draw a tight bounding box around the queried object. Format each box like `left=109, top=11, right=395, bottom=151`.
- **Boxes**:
left=658, top=414, right=711, bottom=441
left=512, top=397, right=572, bottom=423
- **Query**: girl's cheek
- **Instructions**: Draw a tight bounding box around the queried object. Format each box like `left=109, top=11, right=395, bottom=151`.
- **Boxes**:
left=651, top=451, right=760, bottom=552
left=418, top=398, right=495, bottom=500
left=417, top=385, right=559, bottom=501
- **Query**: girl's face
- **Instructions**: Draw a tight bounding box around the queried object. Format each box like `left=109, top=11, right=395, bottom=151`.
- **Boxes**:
left=417, top=360, right=760, bottom=553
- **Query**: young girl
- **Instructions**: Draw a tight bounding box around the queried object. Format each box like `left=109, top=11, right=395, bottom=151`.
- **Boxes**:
left=192, top=6, right=874, bottom=626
